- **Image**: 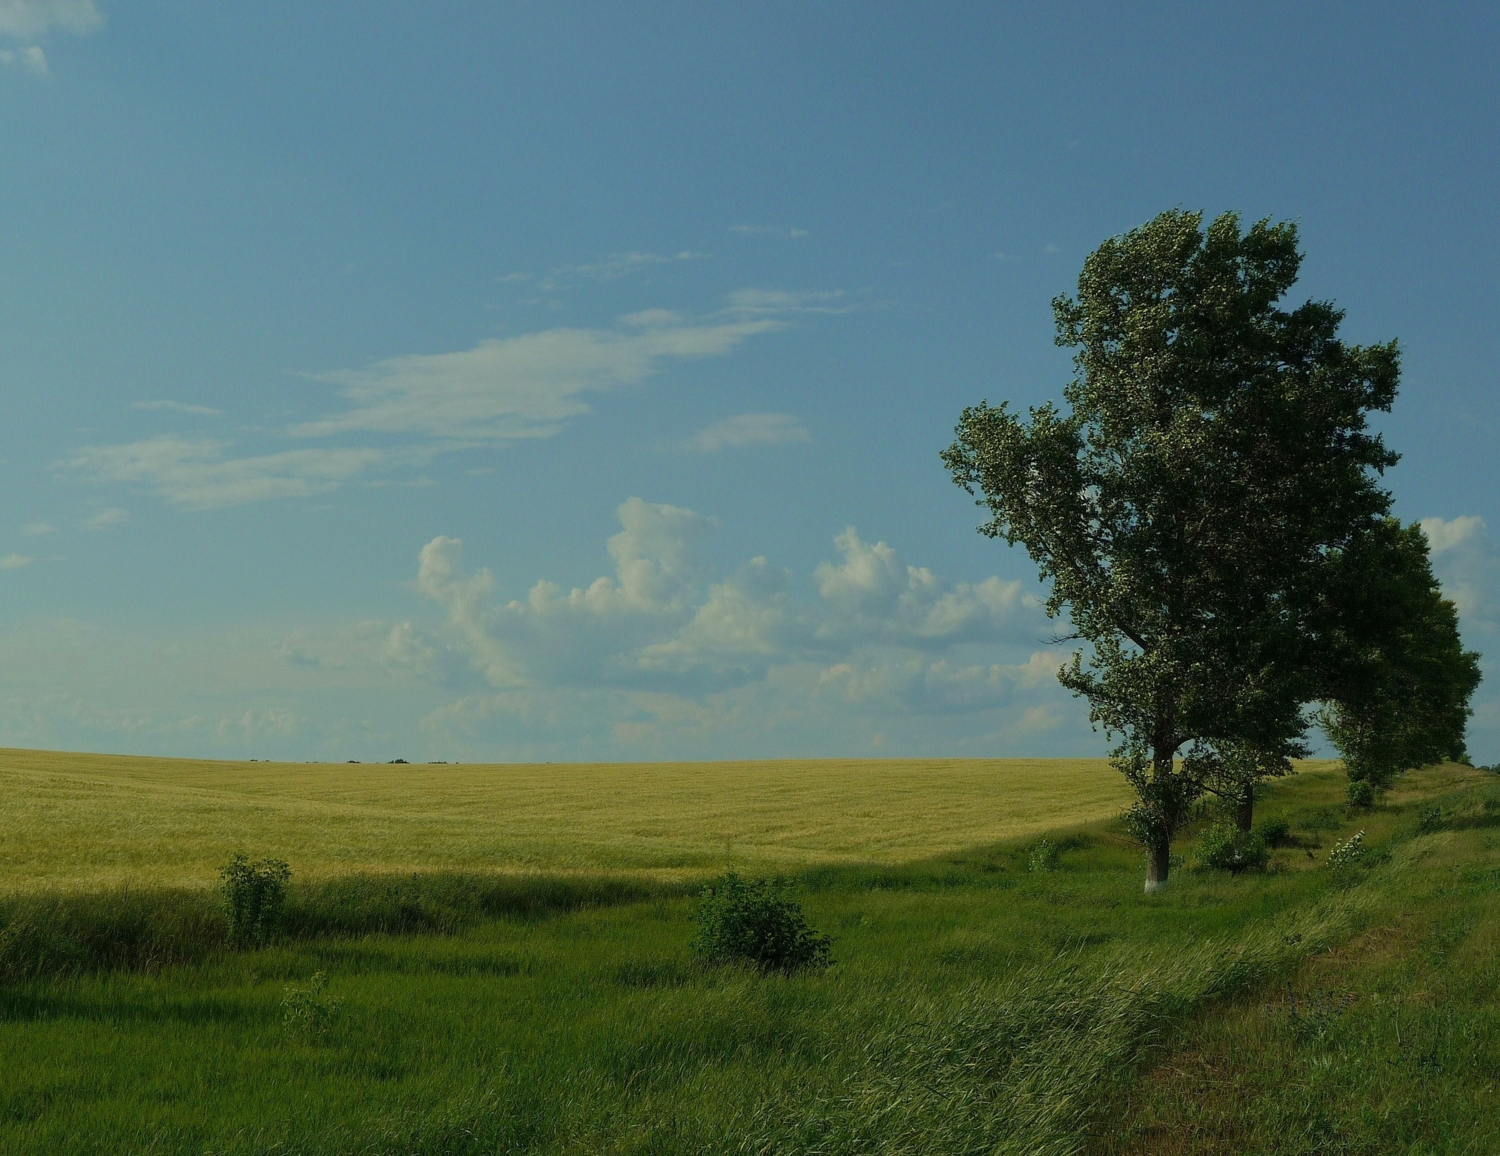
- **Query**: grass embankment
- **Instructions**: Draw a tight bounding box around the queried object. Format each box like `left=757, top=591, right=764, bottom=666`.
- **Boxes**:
left=0, top=760, right=1494, bottom=1153
left=0, top=748, right=1136, bottom=889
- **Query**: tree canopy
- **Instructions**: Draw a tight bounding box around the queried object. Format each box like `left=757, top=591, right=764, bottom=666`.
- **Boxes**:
left=944, top=208, right=1408, bottom=889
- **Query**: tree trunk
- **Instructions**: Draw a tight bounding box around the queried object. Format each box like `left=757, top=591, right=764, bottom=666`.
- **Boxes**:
left=1144, top=840, right=1170, bottom=893
left=1236, top=782, right=1255, bottom=833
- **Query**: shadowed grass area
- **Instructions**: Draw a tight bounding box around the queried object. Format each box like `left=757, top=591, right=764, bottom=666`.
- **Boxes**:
left=0, top=764, right=1493, bottom=1154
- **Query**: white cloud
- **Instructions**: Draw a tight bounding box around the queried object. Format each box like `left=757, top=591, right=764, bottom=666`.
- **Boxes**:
left=534, top=251, right=709, bottom=293
left=410, top=499, right=1052, bottom=715
left=724, top=288, right=852, bottom=316
left=0, top=0, right=101, bottom=40
left=21, top=522, right=55, bottom=536
left=131, top=400, right=222, bottom=416
left=1422, top=514, right=1486, bottom=555
left=731, top=225, right=809, bottom=239
left=689, top=413, right=810, bottom=452
left=295, top=315, right=780, bottom=442
left=0, top=43, right=46, bottom=72
left=63, top=437, right=408, bottom=510
left=0, top=553, right=34, bottom=570
left=69, top=290, right=842, bottom=511
left=1421, top=514, right=1498, bottom=630
left=81, top=507, right=130, bottom=530
left=813, top=528, right=1034, bottom=648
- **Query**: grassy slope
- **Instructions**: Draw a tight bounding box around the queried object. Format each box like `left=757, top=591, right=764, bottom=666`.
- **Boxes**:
left=1090, top=765, right=1500, bottom=1156
left=1, top=762, right=1494, bottom=1153
left=0, top=748, right=1139, bottom=889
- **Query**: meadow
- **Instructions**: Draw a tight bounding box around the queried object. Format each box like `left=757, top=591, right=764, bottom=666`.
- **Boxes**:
left=0, top=751, right=1495, bottom=1154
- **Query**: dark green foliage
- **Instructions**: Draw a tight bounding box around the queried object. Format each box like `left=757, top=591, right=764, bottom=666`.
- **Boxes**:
left=1346, top=778, right=1376, bottom=809
left=1253, top=817, right=1292, bottom=848
left=1318, top=519, right=1482, bottom=788
left=945, top=209, right=1400, bottom=887
left=1027, top=838, right=1061, bottom=872
left=219, top=854, right=291, bottom=947
left=281, top=971, right=342, bottom=1035
left=690, top=872, right=831, bottom=973
left=1195, top=823, right=1270, bottom=873
left=1416, top=804, right=1445, bottom=833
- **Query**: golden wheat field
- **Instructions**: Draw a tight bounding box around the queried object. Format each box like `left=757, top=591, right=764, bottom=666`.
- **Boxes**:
left=0, top=747, right=1182, bottom=892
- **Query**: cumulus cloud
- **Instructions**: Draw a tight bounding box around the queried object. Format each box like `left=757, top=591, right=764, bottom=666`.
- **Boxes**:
left=689, top=413, right=810, bottom=452
left=63, top=437, right=408, bottom=510
left=1422, top=514, right=1498, bottom=631
left=409, top=498, right=1054, bottom=715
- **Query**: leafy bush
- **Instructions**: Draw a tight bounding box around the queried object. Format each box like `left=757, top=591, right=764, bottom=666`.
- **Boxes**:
left=690, top=873, right=831, bottom=974
left=1194, top=824, right=1269, bottom=874
left=1326, top=829, right=1367, bottom=869
left=1346, top=779, right=1376, bottom=809
left=220, top=854, right=291, bottom=947
left=1253, top=817, right=1292, bottom=848
left=281, top=971, right=342, bottom=1035
left=1416, top=805, right=1445, bottom=833
left=1028, top=839, right=1061, bottom=872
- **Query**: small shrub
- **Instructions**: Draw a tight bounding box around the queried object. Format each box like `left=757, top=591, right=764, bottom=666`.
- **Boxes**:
left=1326, top=829, right=1367, bottom=869
left=691, top=873, right=831, bottom=974
left=281, top=971, right=342, bottom=1034
left=1346, top=780, right=1376, bottom=809
left=1027, top=839, right=1061, bottom=873
left=1416, top=805, right=1445, bottom=833
left=1195, top=824, right=1269, bottom=874
left=220, top=854, right=291, bottom=947
left=1254, top=817, right=1292, bottom=848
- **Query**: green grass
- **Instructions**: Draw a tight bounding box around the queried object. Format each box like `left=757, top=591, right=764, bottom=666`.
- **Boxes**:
left=0, top=762, right=1494, bottom=1153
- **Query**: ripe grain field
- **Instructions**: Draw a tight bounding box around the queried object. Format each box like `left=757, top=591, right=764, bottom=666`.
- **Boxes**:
left=0, top=748, right=1160, bottom=892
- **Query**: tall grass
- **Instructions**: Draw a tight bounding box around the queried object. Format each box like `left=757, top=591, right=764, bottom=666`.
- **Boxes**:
left=0, top=872, right=683, bottom=981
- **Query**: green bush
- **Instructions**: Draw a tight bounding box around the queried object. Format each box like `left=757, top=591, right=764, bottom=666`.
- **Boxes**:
left=1326, top=829, right=1367, bottom=869
left=1416, top=804, right=1445, bottom=833
left=1346, top=779, right=1376, bottom=809
left=1194, top=824, right=1269, bottom=874
left=220, top=854, right=291, bottom=947
left=1028, top=839, right=1061, bottom=872
left=281, top=971, right=342, bottom=1035
left=690, top=873, right=831, bottom=974
left=1253, top=817, right=1292, bottom=848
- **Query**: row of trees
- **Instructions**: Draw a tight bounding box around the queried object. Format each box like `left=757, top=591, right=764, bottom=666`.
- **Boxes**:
left=944, top=209, right=1481, bottom=890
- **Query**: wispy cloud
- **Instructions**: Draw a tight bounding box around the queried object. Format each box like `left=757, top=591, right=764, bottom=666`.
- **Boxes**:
left=81, top=507, right=130, bottom=530
left=64, top=439, right=411, bottom=511
left=68, top=289, right=843, bottom=509
left=294, top=312, right=780, bottom=442
left=0, top=0, right=104, bottom=76
left=21, top=522, right=55, bottom=536
left=131, top=400, right=223, bottom=417
left=0, top=44, right=47, bottom=72
left=0, top=0, right=103, bottom=39
left=731, top=225, right=809, bottom=239
left=537, top=250, right=708, bottom=292
left=689, top=413, right=810, bottom=452
left=0, top=553, right=34, bottom=570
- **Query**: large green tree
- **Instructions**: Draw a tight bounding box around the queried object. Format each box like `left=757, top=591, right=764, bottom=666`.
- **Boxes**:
left=943, top=209, right=1399, bottom=890
left=1317, top=518, right=1482, bottom=788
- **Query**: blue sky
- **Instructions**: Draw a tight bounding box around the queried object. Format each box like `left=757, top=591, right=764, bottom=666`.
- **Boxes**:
left=2, top=1, right=1497, bottom=763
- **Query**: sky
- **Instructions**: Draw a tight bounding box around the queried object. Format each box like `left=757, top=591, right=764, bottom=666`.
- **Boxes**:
left=1, top=1, right=1497, bottom=764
